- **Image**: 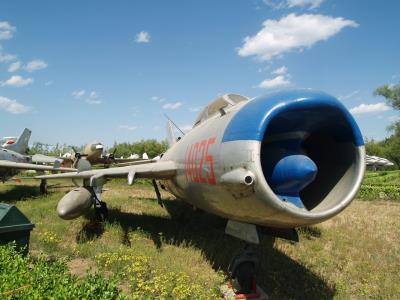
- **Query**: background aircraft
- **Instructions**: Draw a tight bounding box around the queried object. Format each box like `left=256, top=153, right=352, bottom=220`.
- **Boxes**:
left=365, top=154, right=394, bottom=170
left=0, top=128, right=76, bottom=193
left=36, top=90, right=365, bottom=294
left=61, top=142, right=147, bottom=167
left=1, top=136, right=17, bottom=148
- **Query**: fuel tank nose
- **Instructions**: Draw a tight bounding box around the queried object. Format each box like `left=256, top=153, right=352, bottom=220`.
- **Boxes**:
left=57, top=187, right=93, bottom=220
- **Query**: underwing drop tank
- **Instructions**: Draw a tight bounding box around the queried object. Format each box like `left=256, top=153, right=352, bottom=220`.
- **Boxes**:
left=57, top=187, right=93, bottom=220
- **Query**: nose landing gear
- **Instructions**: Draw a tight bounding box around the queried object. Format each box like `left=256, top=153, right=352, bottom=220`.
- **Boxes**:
left=229, top=244, right=260, bottom=297
left=39, top=179, right=48, bottom=194
left=221, top=220, right=268, bottom=299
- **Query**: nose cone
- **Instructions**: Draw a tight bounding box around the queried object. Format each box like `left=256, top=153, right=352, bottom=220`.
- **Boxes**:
left=269, top=155, right=317, bottom=196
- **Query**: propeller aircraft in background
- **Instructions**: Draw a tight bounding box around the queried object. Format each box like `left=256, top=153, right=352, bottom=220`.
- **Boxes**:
left=61, top=142, right=148, bottom=168
left=36, top=90, right=365, bottom=294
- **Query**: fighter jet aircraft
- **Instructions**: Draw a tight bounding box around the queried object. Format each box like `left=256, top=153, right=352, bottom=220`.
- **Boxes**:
left=0, top=136, right=17, bottom=148
left=36, top=90, right=365, bottom=294
left=0, top=128, right=76, bottom=193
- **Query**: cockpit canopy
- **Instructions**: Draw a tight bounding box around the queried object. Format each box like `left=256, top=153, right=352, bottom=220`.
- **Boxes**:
left=194, top=94, right=248, bottom=127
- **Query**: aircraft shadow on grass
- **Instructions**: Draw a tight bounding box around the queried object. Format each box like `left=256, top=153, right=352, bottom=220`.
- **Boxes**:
left=0, top=183, right=75, bottom=204
left=77, top=199, right=334, bottom=299
left=0, top=185, right=42, bottom=203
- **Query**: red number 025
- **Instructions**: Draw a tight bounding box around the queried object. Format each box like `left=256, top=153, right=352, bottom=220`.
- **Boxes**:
left=184, top=137, right=216, bottom=185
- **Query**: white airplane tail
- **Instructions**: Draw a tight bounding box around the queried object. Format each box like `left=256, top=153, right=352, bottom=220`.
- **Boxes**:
left=166, top=120, right=176, bottom=148
left=5, top=128, right=31, bottom=154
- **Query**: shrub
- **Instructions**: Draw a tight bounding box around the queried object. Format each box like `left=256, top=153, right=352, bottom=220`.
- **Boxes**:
left=358, top=185, right=400, bottom=201
left=0, top=243, right=122, bottom=299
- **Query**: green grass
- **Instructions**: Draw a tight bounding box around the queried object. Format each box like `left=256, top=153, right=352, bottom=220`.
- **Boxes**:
left=0, top=176, right=399, bottom=299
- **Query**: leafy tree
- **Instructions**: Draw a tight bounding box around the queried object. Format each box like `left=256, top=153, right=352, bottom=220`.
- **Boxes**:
left=372, top=83, right=400, bottom=167
left=364, top=138, right=385, bottom=157
left=109, top=139, right=168, bottom=159
left=374, top=84, right=400, bottom=109
left=28, top=142, right=81, bottom=157
left=382, top=136, right=400, bottom=168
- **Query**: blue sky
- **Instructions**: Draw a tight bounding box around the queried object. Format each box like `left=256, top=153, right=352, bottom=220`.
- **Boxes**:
left=0, top=0, right=399, bottom=147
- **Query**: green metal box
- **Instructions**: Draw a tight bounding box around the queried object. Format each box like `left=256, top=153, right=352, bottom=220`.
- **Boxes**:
left=0, top=203, right=35, bottom=255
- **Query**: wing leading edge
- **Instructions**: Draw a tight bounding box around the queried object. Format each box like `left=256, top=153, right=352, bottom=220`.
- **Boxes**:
left=0, top=160, right=77, bottom=172
left=35, top=160, right=177, bottom=181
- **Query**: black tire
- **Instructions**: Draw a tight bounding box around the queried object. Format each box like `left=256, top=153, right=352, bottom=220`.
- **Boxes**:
left=39, top=181, right=47, bottom=194
left=95, top=201, right=108, bottom=222
left=235, top=261, right=255, bottom=294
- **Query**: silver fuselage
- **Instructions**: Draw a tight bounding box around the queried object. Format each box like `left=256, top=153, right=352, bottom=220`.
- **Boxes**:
left=0, top=148, right=31, bottom=182
left=160, top=92, right=365, bottom=228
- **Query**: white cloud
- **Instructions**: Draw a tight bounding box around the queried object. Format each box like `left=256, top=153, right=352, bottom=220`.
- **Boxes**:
left=44, top=80, right=53, bottom=86
left=388, top=115, right=400, bottom=122
left=86, top=90, right=102, bottom=104
left=262, top=0, right=286, bottom=9
left=338, top=90, right=359, bottom=101
left=135, top=31, right=151, bottom=43
left=189, top=106, right=202, bottom=112
left=0, top=96, right=30, bottom=114
left=258, top=75, right=290, bottom=89
left=72, top=90, right=86, bottom=99
left=151, top=96, right=165, bottom=103
left=287, top=0, right=324, bottom=9
left=263, top=0, right=324, bottom=9
left=0, top=52, right=17, bottom=63
left=86, top=99, right=102, bottom=105
left=25, top=59, right=48, bottom=72
left=0, top=21, right=16, bottom=40
left=163, top=102, right=182, bottom=110
left=1, top=75, right=33, bottom=87
left=119, top=125, right=138, bottom=131
left=272, top=66, right=288, bottom=75
left=72, top=89, right=102, bottom=104
left=8, top=61, right=21, bottom=72
left=350, top=102, right=391, bottom=115
left=237, top=14, right=358, bottom=61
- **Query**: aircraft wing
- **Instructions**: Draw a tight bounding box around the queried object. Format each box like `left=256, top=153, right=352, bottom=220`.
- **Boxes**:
left=31, top=154, right=63, bottom=164
left=35, top=160, right=176, bottom=181
left=0, top=160, right=77, bottom=172
left=92, top=157, right=150, bottom=166
left=109, top=158, right=157, bottom=167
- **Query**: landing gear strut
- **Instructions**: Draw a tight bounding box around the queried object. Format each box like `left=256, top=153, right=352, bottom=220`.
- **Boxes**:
left=94, top=201, right=108, bottom=221
left=90, top=186, right=108, bottom=221
left=229, top=244, right=259, bottom=296
left=39, top=179, right=48, bottom=194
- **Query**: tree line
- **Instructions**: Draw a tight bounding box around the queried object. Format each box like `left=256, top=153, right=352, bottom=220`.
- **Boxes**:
left=365, top=84, right=400, bottom=167
left=28, top=139, right=169, bottom=159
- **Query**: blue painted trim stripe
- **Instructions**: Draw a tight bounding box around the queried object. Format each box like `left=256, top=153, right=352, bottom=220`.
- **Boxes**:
left=222, top=89, right=364, bottom=146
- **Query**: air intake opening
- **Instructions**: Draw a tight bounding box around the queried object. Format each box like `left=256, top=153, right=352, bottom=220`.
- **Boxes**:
left=260, top=105, right=360, bottom=211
